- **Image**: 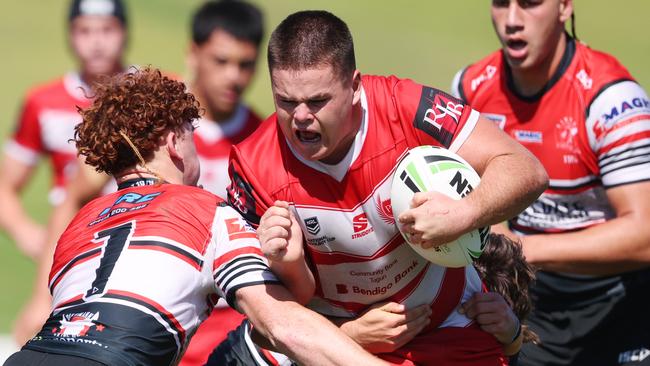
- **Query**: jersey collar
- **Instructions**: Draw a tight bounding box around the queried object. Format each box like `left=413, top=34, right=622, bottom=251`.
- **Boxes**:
left=504, top=34, right=576, bottom=103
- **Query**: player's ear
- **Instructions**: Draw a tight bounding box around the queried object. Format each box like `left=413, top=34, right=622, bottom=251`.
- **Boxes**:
left=166, top=131, right=181, bottom=160
left=351, top=70, right=362, bottom=106
left=559, top=0, right=573, bottom=23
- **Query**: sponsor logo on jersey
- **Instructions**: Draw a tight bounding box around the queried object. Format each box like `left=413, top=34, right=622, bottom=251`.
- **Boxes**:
left=55, top=311, right=100, bottom=337
left=224, top=217, right=257, bottom=241
left=90, top=192, right=162, bottom=226
left=335, top=284, right=349, bottom=294
left=481, top=113, right=506, bottom=130
left=555, top=116, right=580, bottom=153
left=619, top=348, right=650, bottom=364
left=576, top=69, right=593, bottom=90
left=227, top=169, right=258, bottom=224
left=513, top=130, right=543, bottom=144
left=470, top=65, right=497, bottom=92
left=375, top=196, right=395, bottom=225
left=601, top=97, right=650, bottom=122
left=414, top=87, right=464, bottom=147
left=304, top=216, right=321, bottom=235
left=352, top=212, right=374, bottom=239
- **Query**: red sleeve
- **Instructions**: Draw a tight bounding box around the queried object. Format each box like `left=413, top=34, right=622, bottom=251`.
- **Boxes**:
left=226, top=145, right=274, bottom=227
left=392, top=78, right=479, bottom=151
left=10, top=94, right=45, bottom=156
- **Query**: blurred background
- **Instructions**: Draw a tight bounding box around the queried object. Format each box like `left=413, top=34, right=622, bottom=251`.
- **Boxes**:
left=1, top=0, right=648, bottom=358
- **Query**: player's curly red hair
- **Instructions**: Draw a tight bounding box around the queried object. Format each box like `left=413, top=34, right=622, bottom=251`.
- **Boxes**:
left=74, top=67, right=200, bottom=175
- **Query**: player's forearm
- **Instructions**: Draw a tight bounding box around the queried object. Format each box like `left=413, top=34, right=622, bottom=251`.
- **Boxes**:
left=0, top=186, right=42, bottom=237
left=268, top=259, right=315, bottom=305
left=465, top=151, right=547, bottom=231
left=238, top=286, right=388, bottom=366
left=262, top=302, right=388, bottom=366
left=523, top=214, right=650, bottom=275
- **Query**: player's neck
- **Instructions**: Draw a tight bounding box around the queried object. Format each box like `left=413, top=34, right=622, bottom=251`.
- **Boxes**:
left=80, top=63, right=125, bottom=89
left=509, top=32, right=567, bottom=97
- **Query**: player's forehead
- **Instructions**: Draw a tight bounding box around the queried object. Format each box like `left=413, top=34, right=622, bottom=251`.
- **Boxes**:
left=270, top=65, right=343, bottom=99
left=70, top=14, right=123, bottom=30
left=196, top=29, right=258, bottom=58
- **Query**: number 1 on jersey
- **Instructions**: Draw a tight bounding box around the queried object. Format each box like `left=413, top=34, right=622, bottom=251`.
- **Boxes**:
left=85, top=221, right=135, bottom=299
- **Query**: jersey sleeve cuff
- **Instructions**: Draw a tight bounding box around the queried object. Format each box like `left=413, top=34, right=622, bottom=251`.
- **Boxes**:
left=449, top=109, right=480, bottom=153
left=4, top=139, right=39, bottom=165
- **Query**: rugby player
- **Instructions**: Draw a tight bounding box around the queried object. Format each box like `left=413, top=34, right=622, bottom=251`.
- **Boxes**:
left=220, top=10, right=548, bottom=365
left=3, top=67, right=388, bottom=366
left=0, top=0, right=127, bottom=260
left=451, top=0, right=650, bottom=365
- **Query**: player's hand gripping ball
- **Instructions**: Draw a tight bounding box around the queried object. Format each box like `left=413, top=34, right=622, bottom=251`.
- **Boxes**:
left=390, top=146, right=489, bottom=267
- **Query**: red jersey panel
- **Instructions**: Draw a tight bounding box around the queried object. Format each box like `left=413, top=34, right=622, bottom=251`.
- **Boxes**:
left=228, top=74, right=484, bottom=328
left=193, top=104, right=262, bottom=199
left=26, top=182, right=278, bottom=366
left=5, top=73, right=91, bottom=202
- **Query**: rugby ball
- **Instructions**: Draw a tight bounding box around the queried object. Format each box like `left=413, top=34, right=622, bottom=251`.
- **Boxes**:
left=390, top=146, right=489, bottom=267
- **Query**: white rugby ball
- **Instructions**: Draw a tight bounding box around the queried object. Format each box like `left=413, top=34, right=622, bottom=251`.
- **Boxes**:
left=390, top=146, right=489, bottom=268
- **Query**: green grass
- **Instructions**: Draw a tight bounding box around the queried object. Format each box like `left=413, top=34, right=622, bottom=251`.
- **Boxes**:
left=1, top=0, right=648, bottom=333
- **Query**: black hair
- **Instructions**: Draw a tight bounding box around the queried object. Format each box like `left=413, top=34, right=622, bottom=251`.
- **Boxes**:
left=268, top=10, right=356, bottom=81
left=191, top=0, right=264, bottom=47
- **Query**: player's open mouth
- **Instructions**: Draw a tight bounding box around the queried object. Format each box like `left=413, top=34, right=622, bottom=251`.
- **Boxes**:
left=296, top=130, right=321, bottom=143
left=505, top=39, right=528, bottom=60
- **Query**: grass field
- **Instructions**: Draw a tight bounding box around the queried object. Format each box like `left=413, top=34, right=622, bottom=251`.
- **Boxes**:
left=1, top=0, right=648, bottom=335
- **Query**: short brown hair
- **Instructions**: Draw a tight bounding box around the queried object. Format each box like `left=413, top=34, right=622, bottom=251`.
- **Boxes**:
left=267, top=10, right=356, bottom=81
left=74, top=67, right=200, bottom=175
left=474, top=233, right=539, bottom=344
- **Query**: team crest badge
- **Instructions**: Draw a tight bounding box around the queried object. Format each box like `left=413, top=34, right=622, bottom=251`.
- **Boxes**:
left=304, top=217, right=321, bottom=235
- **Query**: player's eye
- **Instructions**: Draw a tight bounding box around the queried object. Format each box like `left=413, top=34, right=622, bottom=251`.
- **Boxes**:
left=492, top=0, right=510, bottom=8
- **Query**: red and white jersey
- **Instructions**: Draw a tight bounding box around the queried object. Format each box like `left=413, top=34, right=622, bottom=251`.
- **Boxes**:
left=5, top=72, right=91, bottom=203
left=452, top=38, right=650, bottom=307
left=228, top=74, right=483, bottom=329
left=453, top=39, right=650, bottom=234
left=193, top=104, right=261, bottom=198
left=24, top=181, right=279, bottom=366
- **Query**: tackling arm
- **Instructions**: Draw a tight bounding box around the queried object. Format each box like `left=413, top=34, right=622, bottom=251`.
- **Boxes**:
left=236, top=284, right=388, bottom=366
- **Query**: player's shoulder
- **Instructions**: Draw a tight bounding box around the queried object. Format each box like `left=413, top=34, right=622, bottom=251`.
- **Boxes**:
left=454, top=49, right=503, bottom=100
left=23, top=75, right=68, bottom=103
left=573, top=41, right=635, bottom=97
left=235, top=113, right=280, bottom=158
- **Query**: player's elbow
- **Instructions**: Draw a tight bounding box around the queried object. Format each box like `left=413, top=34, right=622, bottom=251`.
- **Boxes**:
left=527, top=154, right=549, bottom=197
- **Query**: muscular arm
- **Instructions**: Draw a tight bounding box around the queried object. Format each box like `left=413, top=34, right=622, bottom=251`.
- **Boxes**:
left=0, top=154, right=45, bottom=259
left=520, top=181, right=650, bottom=275
left=236, top=284, right=388, bottom=366
left=457, top=117, right=548, bottom=230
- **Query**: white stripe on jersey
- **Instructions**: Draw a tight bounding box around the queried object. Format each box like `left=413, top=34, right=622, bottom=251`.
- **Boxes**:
left=449, top=109, right=480, bottom=153
left=134, top=235, right=205, bottom=261
left=210, top=205, right=279, bottom=305
left=586, top=80, right=650, bottom=187
left=548, top=175, right=599, bottom=189
left=3, top=139, right=39, bottom=165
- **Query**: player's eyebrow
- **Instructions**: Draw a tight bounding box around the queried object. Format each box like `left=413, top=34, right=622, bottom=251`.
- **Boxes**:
left=276, top=92, right=330, bottom=102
